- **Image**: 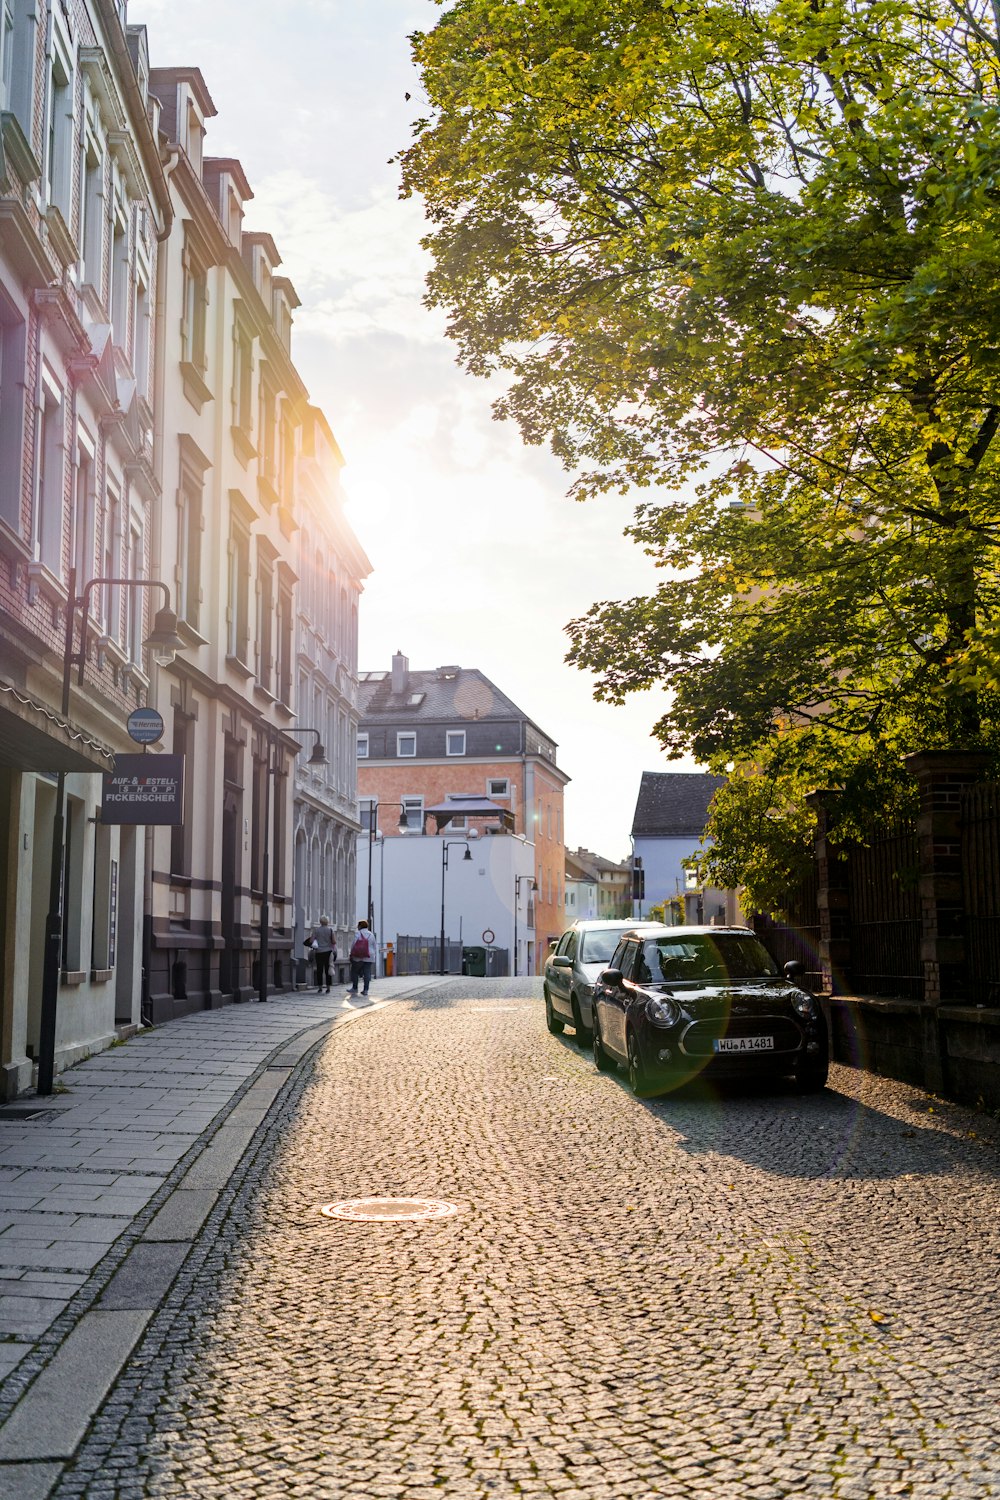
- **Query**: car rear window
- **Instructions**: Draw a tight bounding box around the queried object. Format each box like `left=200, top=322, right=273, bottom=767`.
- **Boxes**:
left=642, top=934, right=779, bottom=982
left=579, top=929, right=626, bottom=964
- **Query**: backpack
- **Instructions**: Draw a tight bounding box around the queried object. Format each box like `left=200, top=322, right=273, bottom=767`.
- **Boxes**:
left=350, top=934, right=369, bottom=960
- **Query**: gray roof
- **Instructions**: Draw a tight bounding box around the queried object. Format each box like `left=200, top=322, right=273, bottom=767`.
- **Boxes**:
left=360, top=666, right=521, bottom=722
left=631, top=772, right=724, bottom=838
left=357, top=663, right=558, bottom=756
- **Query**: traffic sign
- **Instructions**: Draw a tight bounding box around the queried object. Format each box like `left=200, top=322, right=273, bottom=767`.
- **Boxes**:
left=482, top=928, right=495, bottom=945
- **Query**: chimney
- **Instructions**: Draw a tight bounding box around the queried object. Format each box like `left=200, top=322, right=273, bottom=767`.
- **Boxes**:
left=391, top=651, right=409, bottom=697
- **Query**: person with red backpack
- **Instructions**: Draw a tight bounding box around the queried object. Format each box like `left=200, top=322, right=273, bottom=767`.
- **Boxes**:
left=347, top=920, right=376, bottom=998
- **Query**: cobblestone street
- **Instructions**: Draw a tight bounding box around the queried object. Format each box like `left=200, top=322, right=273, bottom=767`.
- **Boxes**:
left=44, top=982, right=1000, bottom=1497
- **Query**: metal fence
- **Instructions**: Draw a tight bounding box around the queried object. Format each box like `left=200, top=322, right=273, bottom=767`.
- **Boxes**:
left=393, top=936, right=464, bottom=976
left=846, top=824, right=922, bottom=1001
left=962, top=782, right=1000, bottom=1006
left=752, top=865, right=823, bottom=992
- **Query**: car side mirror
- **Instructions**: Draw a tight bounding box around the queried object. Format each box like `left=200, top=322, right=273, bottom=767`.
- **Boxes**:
left=599, top=968, right=623, bottom=987
left=551, top=955, right=572, bottom=969
left=783, top=959, right=805, bottom=981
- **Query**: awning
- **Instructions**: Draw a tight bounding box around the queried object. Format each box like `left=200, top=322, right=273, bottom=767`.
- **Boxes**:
left=0, top=683, right=115, bottom=773
left=424, top=796, right=515, bottom=832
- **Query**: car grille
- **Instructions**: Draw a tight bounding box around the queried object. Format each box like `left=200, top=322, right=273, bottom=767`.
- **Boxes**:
left=680, top=1016, right=801, bottom=1057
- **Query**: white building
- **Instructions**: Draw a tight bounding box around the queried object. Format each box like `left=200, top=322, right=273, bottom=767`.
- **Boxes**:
left=357, top=830, right=536, bottom=977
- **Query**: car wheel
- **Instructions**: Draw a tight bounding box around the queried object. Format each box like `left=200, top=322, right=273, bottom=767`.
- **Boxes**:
left=627, top=1029, right=651, bottom=1097
left=793, top=1053, right=829, bottom=1093
left=571, top=995, right=591, bottom=1047
left=544, top=987, right=564, bottom=1035
left=592, top=1013, right=616, bottom=1073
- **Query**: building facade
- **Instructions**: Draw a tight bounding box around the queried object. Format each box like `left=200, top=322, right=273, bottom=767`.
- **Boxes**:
left=630, top=771, right=740, bottom=926
left=357, top=653, right=569, bottom=970
left=144, top=66, right=368, bottom=1022
left=0, top=4, right=170, bottom=1095
left=565, top=848, right=631, bottom=922
left=0, top=15, right=368, bottom=1094
left=293, top=406, right=371, bottom=973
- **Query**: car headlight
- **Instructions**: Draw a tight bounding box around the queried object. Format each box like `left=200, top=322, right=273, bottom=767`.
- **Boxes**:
left=792, top=993, right=817, bottom=1019
left=645, top=995, right=680, bottom=1028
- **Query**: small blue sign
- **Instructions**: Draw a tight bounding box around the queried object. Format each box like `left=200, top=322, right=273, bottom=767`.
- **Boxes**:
left=126, top=708, right=165, bottom=746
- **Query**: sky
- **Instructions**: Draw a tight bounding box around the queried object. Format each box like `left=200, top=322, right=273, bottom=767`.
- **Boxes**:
left=137, top=0, right=699, bottom=860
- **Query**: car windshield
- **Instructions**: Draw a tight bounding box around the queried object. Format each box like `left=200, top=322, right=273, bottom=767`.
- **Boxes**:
left=637, top=934, right=779, bottom=984
left=579, top=929, right=627, bottom=965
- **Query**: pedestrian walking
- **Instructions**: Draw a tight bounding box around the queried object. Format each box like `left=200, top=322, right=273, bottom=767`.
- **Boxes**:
left=309, top=917, right=337, bottom=994
left=347, top=919, right=376, bottom=998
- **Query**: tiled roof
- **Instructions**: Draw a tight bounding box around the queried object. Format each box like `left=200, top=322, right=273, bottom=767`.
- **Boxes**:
left=358, top=666, right=526, bottom=725
left=631, top=771, right=725, bottom=838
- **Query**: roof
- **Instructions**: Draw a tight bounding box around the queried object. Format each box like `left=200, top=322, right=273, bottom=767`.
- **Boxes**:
left=424, top=796, right=516, bottom=832
left=567, top=847, right=630, bottom=880
left=357, top=663, right=554, bottom=745
left=631, top=772, right=725, bottom=838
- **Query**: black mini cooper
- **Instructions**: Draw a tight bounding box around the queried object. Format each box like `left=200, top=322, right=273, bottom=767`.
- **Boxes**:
left=590, top=925, right=828, bottom=1097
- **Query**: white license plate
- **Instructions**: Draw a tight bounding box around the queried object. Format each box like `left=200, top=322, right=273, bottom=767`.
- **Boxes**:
left=713, top=1035, right=774, bottom=1054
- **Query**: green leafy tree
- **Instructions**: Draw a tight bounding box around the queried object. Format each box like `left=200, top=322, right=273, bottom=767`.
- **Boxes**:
left=403, top=0, right=1000, bottom=899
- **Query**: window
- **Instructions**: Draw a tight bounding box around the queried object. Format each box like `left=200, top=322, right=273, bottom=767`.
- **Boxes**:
left=181, top=232, right=209, bottom=377
left=446, top=730, right=466, bottom=757
left=37, top=372, right=64, bottom=574
left=124, top=520, right=143, bottom=664
left=255, top=547, right=274, bottom=691
left=258, top=375, right=278, bottom=492
left=176, top=448, right=205, bottom=630
left=71, top=429, right=96, bottom=583
left=0, top=296, right=26, bottom=530
left=226, top=511, right=250, bottom=663
left=279, top=406, right=295, bottom=503
left=170, top=709, right=193, bottom=877
left=81, top=141, right=104, bottom=289
left=232, top=316, right=254, bottom=438
left=397, top=732, right=416, bottom=758
left=276, top=574, right=293, bottom=706
left=488, top=778, right=509, bottom=798
left=134, top=273, right=151, bottom=398
left=6, top=0, right=36, bottom=138
left=46, top=45, right=73, bottom=219
left=100, top=475, right=121, bottom=637
left=400, top=795, right=423, bottom=833
left=357, top=733, right=368, bottom=759
left=110, top=203, right=130, bottom=349
left=0, top=1, right=13, bottom=111
left=91, top=827, right=113, bottom=970
left=447, top=800, right=467, bottom=831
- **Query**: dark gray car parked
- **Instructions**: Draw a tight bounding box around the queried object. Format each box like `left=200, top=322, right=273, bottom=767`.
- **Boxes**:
left=543, top=919, right=661, bottom=1045
left=590, top=925, right=829, bottom=1097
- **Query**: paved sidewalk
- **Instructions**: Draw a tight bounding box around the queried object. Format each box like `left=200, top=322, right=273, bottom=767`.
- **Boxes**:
left=0, top=975, right=432, bottom=1493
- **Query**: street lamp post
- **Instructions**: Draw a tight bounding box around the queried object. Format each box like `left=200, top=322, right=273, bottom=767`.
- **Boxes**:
left=439, top=839, right=472, bottom=976
left=258, top=727, right=326, bottom=1006
left=37, top=569, right=186, bottom=1096
left=513, top=873, right=538, bottom=978
left=364, top=800, right=410, bottom=942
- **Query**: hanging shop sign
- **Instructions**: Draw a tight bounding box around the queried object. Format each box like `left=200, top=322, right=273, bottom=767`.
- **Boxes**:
left=102, top=754, right=184, bottom=825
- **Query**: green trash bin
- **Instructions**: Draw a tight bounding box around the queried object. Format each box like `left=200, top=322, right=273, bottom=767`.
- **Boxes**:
left=462, top=945, right=487, bottom=977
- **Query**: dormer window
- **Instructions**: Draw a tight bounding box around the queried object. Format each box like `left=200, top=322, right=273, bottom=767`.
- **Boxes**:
left=227, top=185, right=242, bottom=245
left=185, top=99, right=203, bottom=174
left=397, top=732, right=416, bottom=758
left=446, top=730, right=466, bottom=757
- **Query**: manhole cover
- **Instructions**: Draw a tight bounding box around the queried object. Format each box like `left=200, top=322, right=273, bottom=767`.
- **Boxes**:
left=320, top=1197, right=459, bottom=1223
